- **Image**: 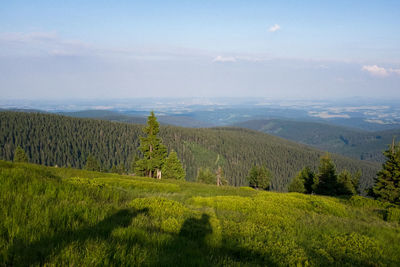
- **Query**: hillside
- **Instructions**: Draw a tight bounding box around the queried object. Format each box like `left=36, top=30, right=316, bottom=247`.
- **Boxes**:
left=234, top=119, right=400, bottom=162
left=61, top=110, right=213, bottom=128
left=1, top=161, right=399, bottom=266
left=0, top=111, right=380, bottom=191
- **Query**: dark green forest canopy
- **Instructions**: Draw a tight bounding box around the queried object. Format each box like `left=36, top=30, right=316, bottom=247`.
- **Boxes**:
left=0, top=111, right=379, bottom=191
left=234, top=119, right=400, bottom=162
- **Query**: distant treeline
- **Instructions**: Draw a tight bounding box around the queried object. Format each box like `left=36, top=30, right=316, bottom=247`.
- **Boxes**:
left=0, top=111, right=380, bottom=191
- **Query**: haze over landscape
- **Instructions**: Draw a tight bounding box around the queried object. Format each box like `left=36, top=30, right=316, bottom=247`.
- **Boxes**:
left=1, top=1, right=400, bottom=266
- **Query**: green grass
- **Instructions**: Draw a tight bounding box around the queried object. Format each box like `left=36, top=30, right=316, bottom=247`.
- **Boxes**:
left=1, top=160, right=399, bottom=266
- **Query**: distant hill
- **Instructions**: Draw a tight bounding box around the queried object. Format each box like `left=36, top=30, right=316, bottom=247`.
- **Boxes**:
left=60, top=110, right=148, bottom=124
left=316, top=116, right=400, bottom=131
left=234, top=119, right=400, bottom=162
left=61, top=110, right=212, bottom=127
left=0, top=108, right=47, bottom=113
left=0, top=111, right=380, bottom=192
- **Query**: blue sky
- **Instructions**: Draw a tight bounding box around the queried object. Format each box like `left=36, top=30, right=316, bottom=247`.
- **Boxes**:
left=0, top=0, right=399, bottom=99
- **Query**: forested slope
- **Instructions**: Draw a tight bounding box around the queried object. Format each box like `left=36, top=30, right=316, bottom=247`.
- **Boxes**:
left=234, top=119, right=400, bottom=162
left=61, top=110, right=212, bottom=127
left=0, top=111, right=380, bottom=191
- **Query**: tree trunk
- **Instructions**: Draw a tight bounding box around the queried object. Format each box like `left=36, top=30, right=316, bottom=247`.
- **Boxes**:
left=156, top=169, right=162, bottom=179
left=216, top=166, right=222, bottom=186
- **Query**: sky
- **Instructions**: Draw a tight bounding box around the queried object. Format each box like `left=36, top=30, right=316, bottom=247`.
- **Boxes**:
left=0, top=0, right=399, bottom=99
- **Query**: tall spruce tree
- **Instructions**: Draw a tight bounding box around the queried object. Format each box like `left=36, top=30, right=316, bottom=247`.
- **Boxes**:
left=13, top=146, right=28, bottom=163
left=135, top=111, right=167, bottom=178
left=162, top=150, right=186, bottom=180
left=372, top=142, right=400, bottom=205
left=314, top=154, right=339, bottom=196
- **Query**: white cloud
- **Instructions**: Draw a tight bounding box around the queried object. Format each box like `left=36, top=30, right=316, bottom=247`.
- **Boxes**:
left=213, top=55, right=236, bottom=63
left=49, top=49, right=80, bottom=57
left=308, top=111, right=350, bottom=119
left=268, top=24, right=281, bottom=32
left=362, top=65, right=389, bottom=77
left=0, top=32, right=58, bottom=43
left=362, top=65, right=400, bottom=77
left=0, top=31, right=93, bottom=58
left=389, top=68, right=400, bottom=75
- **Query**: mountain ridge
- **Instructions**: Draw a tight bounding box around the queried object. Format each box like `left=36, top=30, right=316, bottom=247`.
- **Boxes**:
left=234, top=118, right=400, bottom=162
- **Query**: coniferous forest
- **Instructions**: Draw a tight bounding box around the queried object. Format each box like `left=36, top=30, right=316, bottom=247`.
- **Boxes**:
left=0, top=111, right=380, bottom=191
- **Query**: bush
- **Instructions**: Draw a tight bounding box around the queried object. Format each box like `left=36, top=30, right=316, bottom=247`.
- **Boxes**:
left=247, top=165, right=271, bottom=190
left=196, top=167, right=216, bottom=184
left=13, top=146, right=28, bottom=163
left=386, top=207, right=400, bottom=223
left=288, top=172, right=306, bottom=193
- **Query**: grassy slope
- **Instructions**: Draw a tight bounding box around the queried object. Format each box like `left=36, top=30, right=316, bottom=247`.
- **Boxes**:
left=1, top=161, right=399, bottom=266
left=234, top=119, right=400, bottom=162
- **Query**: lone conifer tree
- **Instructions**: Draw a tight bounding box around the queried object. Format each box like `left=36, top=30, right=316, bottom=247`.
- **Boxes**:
left=135, top=111, right=167, bottom=178
left=85, top=154, right=100, bottom=171
left=372, top=141, right=400, bottom=205
left=162, top=150, right=186, bottom=180
left=14, top=146, right=28, bottom=163
left=314, top=154, right=338, bottom=196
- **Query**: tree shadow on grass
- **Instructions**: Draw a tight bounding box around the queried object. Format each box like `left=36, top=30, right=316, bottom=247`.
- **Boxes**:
left=153, top=213, right=277, bottom=266
left=7, top=210, right=276, bottom=266
left=154, top=214, right=212, bottom=265
left=6, top=208, right=148, bottom=266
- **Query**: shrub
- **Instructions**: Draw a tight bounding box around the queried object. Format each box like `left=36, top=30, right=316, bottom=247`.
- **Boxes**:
left=247, top=165, right=271, bottom=190
left=13, top=146, right=28, bottom=163
left=196, top=167, right=216, bottom=184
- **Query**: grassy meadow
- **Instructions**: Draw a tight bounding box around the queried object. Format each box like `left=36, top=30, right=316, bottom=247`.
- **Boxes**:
left=1, top=160, right=400, bottom=266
